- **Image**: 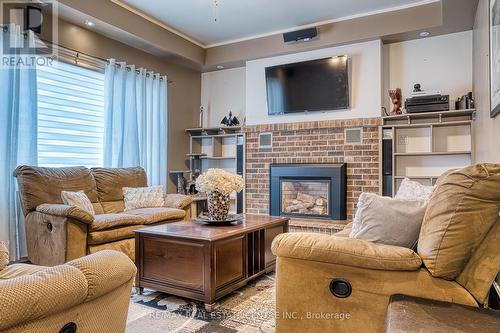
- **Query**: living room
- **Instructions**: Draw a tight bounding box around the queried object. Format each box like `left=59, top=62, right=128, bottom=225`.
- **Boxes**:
left=0, top=0, right=499, bottom=332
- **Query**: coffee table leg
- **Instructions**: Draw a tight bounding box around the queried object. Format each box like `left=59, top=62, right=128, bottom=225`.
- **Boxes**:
left=136, top=287, right=144, bottom=295
left=204, top=303, right=216, bottom=312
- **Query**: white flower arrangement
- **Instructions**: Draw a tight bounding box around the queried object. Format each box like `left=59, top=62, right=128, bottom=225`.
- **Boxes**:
left=195, top=168, right=244, bottom=196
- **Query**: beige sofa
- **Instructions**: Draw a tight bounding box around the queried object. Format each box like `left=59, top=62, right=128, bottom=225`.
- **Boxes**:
left=0, top=248, right=136, bottom=333
left=14, top=166, right=192, bottom=266
left=272, top=164, right=500, bottom=332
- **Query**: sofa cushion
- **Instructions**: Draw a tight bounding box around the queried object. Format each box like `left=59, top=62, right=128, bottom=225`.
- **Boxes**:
left=91, top=214, right=146, bottom=231
left=61, top=191, right=95, bottom=215
left=88, top=225, right=144, bottom=245
left=14, top=166, right=100, bottom=214
left=0, top=241, right=8, bottom=271
left=165, top=194, right=193, bottom=210
left=91, top=167, right=147, bottom=213
left=386, top=294, right=500, bottom=333
left=272, top=232, right=422, bottom=271
left=349, top=193, right=427, bottom=249
left=395, top=178, right=434, bottom=201
left=125, top=207, right=185, bottom=224
left=123, top=186, right=165, bottom=211
left=418, top=164, right=500, bottom=279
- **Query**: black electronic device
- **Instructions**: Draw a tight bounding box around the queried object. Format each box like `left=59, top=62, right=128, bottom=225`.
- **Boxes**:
left=283, top=27, right=318, bottom=43
left=405, top=94, right=449, bottom=113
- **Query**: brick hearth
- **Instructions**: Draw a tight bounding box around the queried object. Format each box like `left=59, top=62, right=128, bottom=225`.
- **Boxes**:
left=244, top=117, right=381, bottom=220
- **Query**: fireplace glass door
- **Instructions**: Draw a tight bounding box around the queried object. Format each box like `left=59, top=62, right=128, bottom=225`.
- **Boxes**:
left=281, top=179, right=330, bottom=217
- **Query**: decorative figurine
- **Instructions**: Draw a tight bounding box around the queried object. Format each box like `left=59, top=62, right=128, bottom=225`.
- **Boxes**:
left=220, top=111, right=241, bottom=126
left=389, top=88, right=403, bottom=115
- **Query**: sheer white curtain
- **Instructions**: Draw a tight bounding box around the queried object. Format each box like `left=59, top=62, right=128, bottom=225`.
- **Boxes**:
left=0, top=25, right=38, bottom=259
left=104, top=59, right=168, bottom=186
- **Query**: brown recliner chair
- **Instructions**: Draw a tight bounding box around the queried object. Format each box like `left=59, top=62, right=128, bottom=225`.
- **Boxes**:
left=0, top=248, right=136, bottom=333
left=14, top=166, right=192, bottom=266
left=272, top=164, right=500, bottom=332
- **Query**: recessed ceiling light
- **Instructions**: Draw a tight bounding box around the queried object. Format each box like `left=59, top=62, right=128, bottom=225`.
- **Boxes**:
left=419, top=31, right=430, bottom=37
left=216, top=65, right=224, bottom=69
left=84, top=20, right=95, bottom=27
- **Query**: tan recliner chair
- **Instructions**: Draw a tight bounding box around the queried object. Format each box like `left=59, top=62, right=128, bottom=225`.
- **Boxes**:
left=0, top=246, right=136, bottom=333
left=272, top=164, right=500, bottom=332
left=14, top=166, right=192, bottom=266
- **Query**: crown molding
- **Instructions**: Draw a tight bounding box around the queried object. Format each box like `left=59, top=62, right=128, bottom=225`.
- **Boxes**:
left=110, top=0, right=440, bottom=49
left=110, top=0, right=207, bottom=48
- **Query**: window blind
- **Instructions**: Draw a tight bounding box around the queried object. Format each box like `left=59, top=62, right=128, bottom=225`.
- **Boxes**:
left=36, top=61, right=105, bottom=167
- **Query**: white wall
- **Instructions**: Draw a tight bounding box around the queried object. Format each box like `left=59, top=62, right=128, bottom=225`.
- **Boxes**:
left=201, top=33, right=474, bottom=127
left=201, top=67, right=246, bottom=127
left=384, top=31, right=473, bottom=112
left=473, top=0, right=500, bottom=162
left=245, top=40, right=383, bottom=125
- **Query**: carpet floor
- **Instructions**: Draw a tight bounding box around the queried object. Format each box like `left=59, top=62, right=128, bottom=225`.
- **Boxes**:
left=126, top=273, right=276, bottom=333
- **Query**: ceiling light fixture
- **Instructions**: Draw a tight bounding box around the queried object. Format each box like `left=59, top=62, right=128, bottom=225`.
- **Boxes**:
left=216, top=65, right=224, bottom=70
left=213, top=0, right=220, bottom=22
left=84, top=20, right=95, bottom=27
left=419, top=31, right=430, bottom=37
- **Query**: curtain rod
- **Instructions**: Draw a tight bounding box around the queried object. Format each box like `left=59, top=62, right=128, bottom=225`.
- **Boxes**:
left=37, top=36, right=173, bottom=84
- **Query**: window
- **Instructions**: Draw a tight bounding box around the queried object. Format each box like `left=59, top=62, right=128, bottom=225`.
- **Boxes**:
left=36, top=61, right=105, bottom=167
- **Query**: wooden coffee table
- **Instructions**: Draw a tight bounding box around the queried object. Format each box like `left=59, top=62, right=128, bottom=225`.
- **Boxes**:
left=134, top=214, right=289, bottom=310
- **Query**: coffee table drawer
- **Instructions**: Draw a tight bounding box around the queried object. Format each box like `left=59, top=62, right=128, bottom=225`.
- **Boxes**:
left=215, top=235, right=246, bottom=289
left=141, top=237, right=206, bottom=292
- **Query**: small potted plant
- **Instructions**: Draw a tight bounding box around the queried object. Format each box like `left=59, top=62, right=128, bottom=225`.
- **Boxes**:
left=196, top=168, right=244, bottom=221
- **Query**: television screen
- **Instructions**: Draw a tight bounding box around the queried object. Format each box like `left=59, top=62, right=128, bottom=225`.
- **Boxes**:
left=265, top=56, right=349, bottom=115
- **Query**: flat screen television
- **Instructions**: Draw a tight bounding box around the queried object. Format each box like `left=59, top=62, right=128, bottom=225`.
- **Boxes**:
left=265, top=56, right=349, bottom=115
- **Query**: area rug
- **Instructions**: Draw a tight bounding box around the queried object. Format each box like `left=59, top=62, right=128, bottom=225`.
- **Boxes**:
left=126, top=273, right=276, bottom=333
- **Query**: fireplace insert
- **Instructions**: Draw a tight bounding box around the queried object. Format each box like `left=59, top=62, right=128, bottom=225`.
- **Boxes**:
left=270, top=164, right=347, bottom=220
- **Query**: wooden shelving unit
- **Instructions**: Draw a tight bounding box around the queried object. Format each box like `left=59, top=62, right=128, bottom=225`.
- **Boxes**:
left=186, top=126, right=245, bottom=214
left=380, top=109, right=475, bottom=196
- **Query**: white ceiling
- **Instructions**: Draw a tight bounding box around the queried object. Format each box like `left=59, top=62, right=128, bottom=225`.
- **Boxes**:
left=118, top=0, right=435, bottom=47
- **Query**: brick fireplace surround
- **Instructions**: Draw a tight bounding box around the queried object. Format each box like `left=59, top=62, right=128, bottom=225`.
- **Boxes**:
left=244, top=117, right=381, bottom=221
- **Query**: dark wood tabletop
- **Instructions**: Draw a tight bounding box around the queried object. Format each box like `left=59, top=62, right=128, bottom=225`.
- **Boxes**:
left=135, top=214, right=289, bottom=241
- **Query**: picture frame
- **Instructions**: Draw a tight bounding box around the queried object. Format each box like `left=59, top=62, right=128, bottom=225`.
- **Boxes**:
left=490, top=0, right=500, bottom=118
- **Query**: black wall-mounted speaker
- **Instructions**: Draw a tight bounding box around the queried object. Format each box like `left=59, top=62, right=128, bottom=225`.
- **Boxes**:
left=283, top=27, right=317, bottom=43
left=236, top=136, right=244, bottom=214
left=382, top=138, right=393, bottom=197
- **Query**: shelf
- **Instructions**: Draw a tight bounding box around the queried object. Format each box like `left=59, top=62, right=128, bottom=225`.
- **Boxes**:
left=201, top=156, right=236, bottom=160
left=383, top=109, right=475, bottom=121
left=382, top=120, right=473, bottom=129
left=186, top=153, right=207, bottom=157
left=190, top=133, right=242, bottom=139
left=186, top=126, right=242, bottom=136
left=169, top=170, right=191, bottom=174
left=394, top=151, right=471, bottom=156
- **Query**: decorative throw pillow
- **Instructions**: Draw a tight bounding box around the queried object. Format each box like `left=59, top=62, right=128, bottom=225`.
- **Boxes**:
left=61, top=191, right=95, bottom=216
left=123, top=186, right=165, bottom=211
left=349, top=192, right=428, bottom=249
left=395, top=178, right=434, bottom=201
left=0, top=241, right=9, bottom=271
